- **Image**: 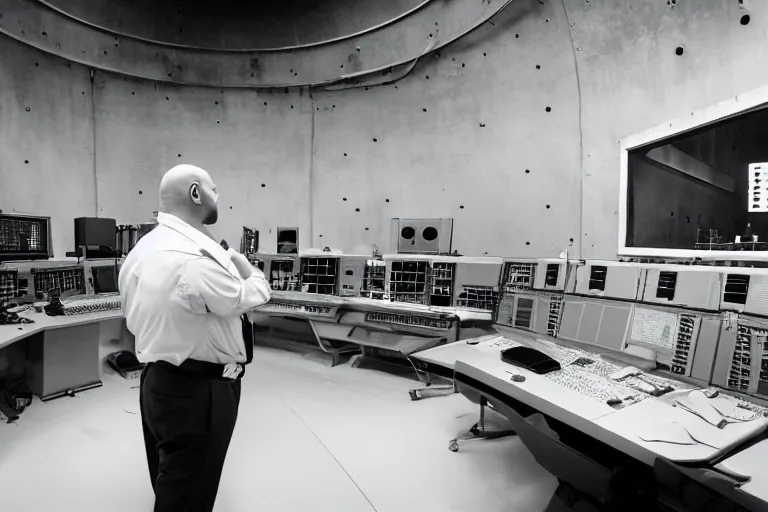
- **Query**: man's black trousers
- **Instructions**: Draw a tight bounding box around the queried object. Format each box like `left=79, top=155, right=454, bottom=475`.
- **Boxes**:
left=140, top=361, right=241, bottom=512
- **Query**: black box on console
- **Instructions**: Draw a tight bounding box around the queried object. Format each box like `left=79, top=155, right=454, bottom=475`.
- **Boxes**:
left=74, top=217, right=117, bottom=255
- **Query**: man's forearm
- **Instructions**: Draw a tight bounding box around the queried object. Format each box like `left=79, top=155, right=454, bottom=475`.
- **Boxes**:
left=236, top=273, right=271, bottom=313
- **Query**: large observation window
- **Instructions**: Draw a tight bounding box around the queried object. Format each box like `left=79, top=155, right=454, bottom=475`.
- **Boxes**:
left=619, top=85, right=768, bottom=261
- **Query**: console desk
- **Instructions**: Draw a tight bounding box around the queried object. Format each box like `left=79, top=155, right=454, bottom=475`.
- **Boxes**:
left=414, top=333, right=768, bottom=466
left=0, top=310, right=123, bottom=401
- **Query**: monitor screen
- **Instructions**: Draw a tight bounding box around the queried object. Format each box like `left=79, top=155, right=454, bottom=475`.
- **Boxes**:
left=93, top=265, right=118, bottom=294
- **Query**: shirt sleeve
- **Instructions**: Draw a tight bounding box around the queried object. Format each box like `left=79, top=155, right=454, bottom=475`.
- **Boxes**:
left=180, top=256, right=271, bottom=317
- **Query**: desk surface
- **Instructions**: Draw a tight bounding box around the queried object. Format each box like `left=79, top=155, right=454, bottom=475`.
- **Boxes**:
left=0, top=310, right=123, bottom=350
left=718, top=439, right=768, bottom=502
left=442, top=335, right=767, bottom=466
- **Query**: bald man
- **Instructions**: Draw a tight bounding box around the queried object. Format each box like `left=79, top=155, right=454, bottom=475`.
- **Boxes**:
left=119, top=165, right=271, bottom=512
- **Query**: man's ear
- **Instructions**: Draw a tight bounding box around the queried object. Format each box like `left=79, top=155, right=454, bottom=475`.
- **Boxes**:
left=190, top=182, right=202, bottom=205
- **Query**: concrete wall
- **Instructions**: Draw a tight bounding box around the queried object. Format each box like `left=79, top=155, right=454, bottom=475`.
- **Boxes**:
left=1, top=0, right=767, bottom=260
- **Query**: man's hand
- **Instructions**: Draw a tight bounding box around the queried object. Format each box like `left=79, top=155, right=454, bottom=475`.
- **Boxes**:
left=228, top=249, right=263, bottom=280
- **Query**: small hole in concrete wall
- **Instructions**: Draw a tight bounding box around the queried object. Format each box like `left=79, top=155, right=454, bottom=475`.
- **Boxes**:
left=332, top=105, right=336, bottom=108
left=536, top=65, right=541, bottom=69
left=34, top=62, right=38, bottom=67
left=515, top=33, right=520, bottom=38
left=103, top=50, right=107, bottom=55
left=461, top=63, right=466, bottom=68
left=178, top=154, right=182, bottom=157
left=526, top=242, right=531, bottom=245
left=291, top=105, right=294, bottom=109
left=25, top=107, right=30, bottom=112
left=138, top=190, right=143, bottom=194
left=319, top=234, right=323, bottom=238
left=570, top=238, right=574, bottom=243
left=132, top=91, right=135, bottom=95
left=675, top=46, right=684, bottom=56
left=365, top=86, right=370, bottom=91
left=423, top=108, right=427, bottom=112
left=250, top=73, right=255, bottom=78
left=479, top=123, right=486, bottom=128
left=459, top=205, right=464, bottom=209
left=82, top=91, right=85, bottom=95
left=452, top=57, right=456, bottom=62
left=263, top=102, right=267, bottom=106
left=340, top=64, right=344, bottom=68
left=316, top=107, right=319, bottom=111
left=525, top=169, right=530, bottom=174
left=343, top=197, right=347, bottom=201
left=483, top=52, right=487, bottom=57
left=42, top=31, right=47, bottom=36
left=394, top=86, right=398, bottom=89
left=215, top=101, right=218, bottom=105
left=546, top=205, right=551, bottom=209
left=385, top=199, right=390, bottom=202
left=294, top=73, right=298, bottom=76
left=261, top=183, right=266, bottom=187
left=365, top=227, right=369, bottom=231
left=545, top=106, right=552, bottom=112
left=216, top=120, right=220, bottom=124
left=686, top=216, right=691, bottom=223
left=24, top=160, right=29, bottom=164
left=166, top=97, right=169, bottom=101
left=741, top=14, right=751, bottom=25
left=425, top=75, right=430, bottom=79
left=372, top=138, right=378, bottom=142
left=229, top=206, right=233, bottom=209
left=670, top=211, right=674, bottom=216
left=355, top=208, right=360, bottom=212
left=344, top=153, right=347, bottom=157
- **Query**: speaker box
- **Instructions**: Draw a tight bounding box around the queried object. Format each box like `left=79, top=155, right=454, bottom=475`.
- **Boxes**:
left=74, top=217, right=117, bottom=253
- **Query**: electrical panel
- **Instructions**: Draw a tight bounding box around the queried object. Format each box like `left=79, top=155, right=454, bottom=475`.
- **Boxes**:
left=574, top=261, right=642, bottom=301
left=533, top=260, right=578, bottom=292
left=713, top=315, right=768, bottom=398
left=450, top=257, right=502, bottom=311
left=2, top=260, right=86, bottom=303
left=0, top=268, right=18, bottom=306
left=641, top=267, right=721, bottom=311
left=390, top=218, right=453, bottom=254
left=300, top=256, right=339, bottom=295
left=338, top=255, right=368, bottom=297
left=721, top=273, right=751, bottom=312
left=255, top=254, right=300, bottom=291
left=361, top=260, right=386, bottom=300
left=387, top=259, right=429, bottom=305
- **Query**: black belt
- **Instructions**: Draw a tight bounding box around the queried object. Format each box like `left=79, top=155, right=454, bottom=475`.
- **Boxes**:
left=151, top=359, right=246, bottom=381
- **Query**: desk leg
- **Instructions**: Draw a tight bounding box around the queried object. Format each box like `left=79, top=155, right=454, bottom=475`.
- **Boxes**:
left=26, top=322, right=102, bottom=401
left=448, top=397, right=517, bottom=452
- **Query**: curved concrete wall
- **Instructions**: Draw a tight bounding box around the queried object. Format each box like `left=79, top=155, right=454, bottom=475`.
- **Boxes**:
left=0, top=0, right=766, bottom=259
left=40, top=0, right=426, bottom=50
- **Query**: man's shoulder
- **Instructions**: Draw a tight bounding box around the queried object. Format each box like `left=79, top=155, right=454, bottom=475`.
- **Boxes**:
left=127, top=227, right=204, bottom=265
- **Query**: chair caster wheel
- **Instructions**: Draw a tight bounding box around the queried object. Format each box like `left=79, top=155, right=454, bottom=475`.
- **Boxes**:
left=449, top=440, right=459, bottom=452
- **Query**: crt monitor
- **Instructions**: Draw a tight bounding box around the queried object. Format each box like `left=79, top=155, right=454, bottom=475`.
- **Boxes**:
left=92, top=265, right=118, bottom=294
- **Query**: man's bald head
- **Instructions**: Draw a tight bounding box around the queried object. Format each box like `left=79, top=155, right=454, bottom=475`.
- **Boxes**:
left=159, top=164, right=220, bottom=226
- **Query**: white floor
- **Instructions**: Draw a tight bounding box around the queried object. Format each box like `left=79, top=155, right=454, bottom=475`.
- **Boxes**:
left=0, top=347, right=556, bottom=512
